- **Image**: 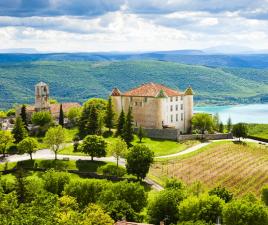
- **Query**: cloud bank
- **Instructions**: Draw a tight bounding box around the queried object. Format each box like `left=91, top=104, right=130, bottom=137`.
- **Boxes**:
left=0, top=0, right=267, bottom=52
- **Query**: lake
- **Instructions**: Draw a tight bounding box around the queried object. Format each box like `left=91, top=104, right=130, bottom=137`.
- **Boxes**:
left=194, top=104, right=268, bottom=124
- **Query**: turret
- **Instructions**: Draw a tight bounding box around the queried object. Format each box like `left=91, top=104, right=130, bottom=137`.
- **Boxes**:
left=183, top=86, right=194, bottom=133
left=35, top=82, right=50, bottom=111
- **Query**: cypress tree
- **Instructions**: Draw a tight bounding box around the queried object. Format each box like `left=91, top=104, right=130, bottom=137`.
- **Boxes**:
left=87, top=105, right=99, bottom=135
left=105, top=97, right=115, bottom=132
left=122, top=107, right=134, bottom=147
left=116, top=109, right=125, bottom=137
left=227, top=117, right=232, bottom=132
left=12, top=117, right=28, bottom=143
left=59, top=104, right=64, bottom=127
left=20, top=104, right=28, bottom=128
left=138, top=125, right=145, bottom=143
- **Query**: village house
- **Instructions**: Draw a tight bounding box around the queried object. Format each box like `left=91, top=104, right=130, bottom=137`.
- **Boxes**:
left=111, top=82, right=193, bottom=134
left=16, top=82, right=81, bottom=122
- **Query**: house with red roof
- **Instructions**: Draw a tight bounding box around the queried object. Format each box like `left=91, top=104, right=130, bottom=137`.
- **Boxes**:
left=111, top=83, right=193, bottom=133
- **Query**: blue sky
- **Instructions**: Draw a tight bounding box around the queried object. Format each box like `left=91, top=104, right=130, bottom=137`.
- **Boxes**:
left=0, top=0, right=267, bottom=52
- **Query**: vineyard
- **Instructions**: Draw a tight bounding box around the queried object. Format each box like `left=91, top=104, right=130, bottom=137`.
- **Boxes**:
left=150, top=141, right=268, bottom=196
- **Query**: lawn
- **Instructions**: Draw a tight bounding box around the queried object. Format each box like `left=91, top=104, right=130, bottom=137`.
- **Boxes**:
left=0, top=159, right=116, bottom=173
left=150, top=141, right=268, bottom=196
left=59, top=135, right=200, bottom=157
left=247, top=124, right=268, bottom=140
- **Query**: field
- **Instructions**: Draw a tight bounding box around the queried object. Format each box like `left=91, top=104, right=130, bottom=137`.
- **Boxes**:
left=248, top=124, right=268, bottom=140
left=150, top=141, right=268, bottom=196
left=59, top=135, right=199, bottom=157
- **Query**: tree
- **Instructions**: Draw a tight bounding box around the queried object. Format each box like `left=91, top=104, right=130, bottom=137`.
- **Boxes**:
left=232, top=123, right=248, bottom=141
left=12, top=117, right=28, bottom=143
left=86, top=105, right=100, bottom=135
left=137, top=125, right=145, bottom=143
left=208, top=186, right=233, bottom=203
left=105, top=97, right=115, bottom=132
left=17, top=137, right=38, bottom=160
left=79, top=135, right=107, bottom=161
left=49, top=98, right=58, bottom=104
left=227, top=117, right=232, bottom=132
left=0, top=111, right=7, bottom=119
left=148, top=189, right=185, bottom=225
left=0, top=130, right=14, bottom=157
left=219, top=122, right=224, bottom=133
left=81, top=204, right=114, bottom=225
left=122, top=107, right=134, bottom=147
left=126, top=144, right=154, bottom=180
left=20, top=105, right=28, bottom=128
left=223, top=199, right=268, bottom=225
left=261, top=184, right=268, bottom=206
left=31, top=111, right=52, bottom=126
left=67, top=107, right=81, bottom=127
left=109, top=138, right=128, bottom=169
left=59, top=104, right=64, bottom=127
left=213, top=113, right=220, bottom=131
left=78, top=98, right=107, bottom=138
left=191, top=113, right=214, bottom=134
left=6, top=109, right=15, bottom=117
left=179, top=194, right=224, bottom=224
left=116, top=110, right=125, bottom=137
left=44, top=126, right=66, bottom=160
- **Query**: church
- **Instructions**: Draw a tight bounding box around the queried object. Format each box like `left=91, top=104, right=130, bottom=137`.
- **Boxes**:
left=111, top=83, right=194, bottom=134
left=18, top=82, right=81, bottom=121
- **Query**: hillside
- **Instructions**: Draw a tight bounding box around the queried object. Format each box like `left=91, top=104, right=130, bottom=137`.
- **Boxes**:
left=0, top=60, right=268, bottom=109
left=150, top=141, right=268, bottom=196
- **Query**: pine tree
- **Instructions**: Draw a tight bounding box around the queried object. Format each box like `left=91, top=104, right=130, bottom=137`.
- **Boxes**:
left=59, top=104, right=64, bottom=127
left=20, top=104, right=28, bottom=128
left=12, top=117, right=28, bottom=143
left=137, top=125, right=145, bottom=143
left=219, top=122, right=224, bottom=133
left=122, top=107, right=134, bottom=147
left=87, top=105, right=99, bottom=135
left=227, top=117, right=232, bottom=132
left=116, top=109, right=125, bottom=137
left=105, top=97, right=115, bottom=132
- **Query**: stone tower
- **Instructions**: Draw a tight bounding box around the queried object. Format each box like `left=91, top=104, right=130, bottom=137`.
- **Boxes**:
left=35, top=82, right=50, bottom=111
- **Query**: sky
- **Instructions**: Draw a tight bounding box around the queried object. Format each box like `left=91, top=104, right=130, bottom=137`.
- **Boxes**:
left=0, top=0, right=268, bottom=52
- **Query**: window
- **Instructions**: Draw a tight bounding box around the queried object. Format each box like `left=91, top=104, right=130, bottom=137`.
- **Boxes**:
left=170, top=97, right=173, bottom=102
left=181, top=104, right=183, bottom=110
left=140, top=102, right=142, bottom=106
left=181, top=113, right=184, bottom=121
left=171, top=115, right=173, bottom=122
left=144, top=97, right=147, bottom=103
left=176, top=114, right=178, bottom=121
left=170, top=105, right=173, bottom=111
left=135, top=102, right=138, bottom=106
left=130, top=97, right=133, bottom=102
left=176, top=105, right=178, bottom=111
left=176, top=96, right=178, bottom=101
left=181, top=96, right=183, bottom=101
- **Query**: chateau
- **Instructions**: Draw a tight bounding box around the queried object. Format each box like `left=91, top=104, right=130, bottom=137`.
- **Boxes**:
left=111, top=83, right=193, bottom=133
left=18, top=82, right=80, bottom=121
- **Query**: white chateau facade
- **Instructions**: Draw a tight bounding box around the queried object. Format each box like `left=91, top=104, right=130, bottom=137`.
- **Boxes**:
left=111, top=83, right=194, bottom=133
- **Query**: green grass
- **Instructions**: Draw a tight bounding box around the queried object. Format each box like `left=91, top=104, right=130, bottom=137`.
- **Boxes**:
left=59, top=135, right=200, bottom=157
left=0, top=159, right=116, bottom=173
left=247, top=124, right=268, bottom=140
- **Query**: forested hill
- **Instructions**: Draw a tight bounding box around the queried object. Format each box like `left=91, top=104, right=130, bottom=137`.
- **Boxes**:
left=1, top=60, right=268, bottom=109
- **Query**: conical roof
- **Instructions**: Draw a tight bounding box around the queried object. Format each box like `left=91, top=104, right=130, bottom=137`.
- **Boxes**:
left=184, top=86, right=194, bottom=95
left=35, top=81, right=48, bottom=87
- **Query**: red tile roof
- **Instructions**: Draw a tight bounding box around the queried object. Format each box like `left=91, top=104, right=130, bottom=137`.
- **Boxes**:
left=111, top=88, right=122, bottom=96
left=50, top=102, right=81, bottom=115
left=123, top=83, right=182, bottom=97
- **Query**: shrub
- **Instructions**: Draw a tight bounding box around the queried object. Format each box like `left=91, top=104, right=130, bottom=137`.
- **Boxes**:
left=97, top=164, right=126, bottom=177
left=102, top=130, right=113, bottom=138
left=209, top=186, right=233, bottom=203
left=261, top=184, right=268, bottom=206
left=42, top=169, right=71, bottom=195
left=0, top=174, right=17, bottom=193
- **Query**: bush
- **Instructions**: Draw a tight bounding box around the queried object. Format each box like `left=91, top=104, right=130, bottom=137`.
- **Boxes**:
left=208, top=186, right=233, bottom=203
left=179, top=194, right=224, bottom=224
left=223, top=199, right=268, bottom=225
left=42, top=169, right=71, bottom=195
left=261, top=184, right=268, bottom=206
left=0, top=174, right=17, bottom=193
left=6, top=144, right=18, bottom=154
left=97, top=164, right=126, bottom=177
left=102, top=130, right=113, bottom=138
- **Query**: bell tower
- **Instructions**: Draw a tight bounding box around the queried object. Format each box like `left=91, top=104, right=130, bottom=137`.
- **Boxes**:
left=35, top=82, right=50, bottom=111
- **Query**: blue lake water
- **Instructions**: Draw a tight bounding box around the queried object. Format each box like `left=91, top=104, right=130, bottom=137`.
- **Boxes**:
left=194, top=104, right=268, bottom=124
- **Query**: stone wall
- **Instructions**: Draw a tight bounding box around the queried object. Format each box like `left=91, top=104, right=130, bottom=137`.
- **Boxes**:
left=177, top=133, right=233, bottom=141
left=134, top=128, right=179, bottom=140
left=134, top=127, right=233, bottom=141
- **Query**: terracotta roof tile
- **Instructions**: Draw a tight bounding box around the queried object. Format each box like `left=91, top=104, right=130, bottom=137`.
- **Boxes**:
left=50, top=103, right=81, bottom=115
left=111, top=88, right=121, bottom=96
left=123, top=83, right=182, bottom=97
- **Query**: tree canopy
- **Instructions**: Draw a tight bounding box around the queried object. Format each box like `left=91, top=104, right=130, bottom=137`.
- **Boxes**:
left=191, top=113, right=214, bottom=134
left=17, top=137, right=38, bottom=160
